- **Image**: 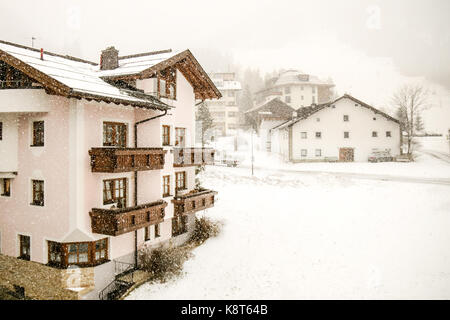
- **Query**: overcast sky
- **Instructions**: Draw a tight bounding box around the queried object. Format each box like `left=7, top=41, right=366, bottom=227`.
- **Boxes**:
left=1, top=0, right=449, bottom=132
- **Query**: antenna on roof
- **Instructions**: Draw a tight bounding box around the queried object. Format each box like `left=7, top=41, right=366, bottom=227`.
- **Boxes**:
left=31, top=37, right=36, bottom=48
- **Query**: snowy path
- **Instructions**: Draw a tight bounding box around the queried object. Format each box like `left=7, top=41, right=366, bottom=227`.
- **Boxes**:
left=126, top=166, right=450, bottom=300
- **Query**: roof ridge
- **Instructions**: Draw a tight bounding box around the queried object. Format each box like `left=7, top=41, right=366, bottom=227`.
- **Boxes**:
left=0, top=39, right=98, bottom=66
left=118, top=49, right=173, bottom=60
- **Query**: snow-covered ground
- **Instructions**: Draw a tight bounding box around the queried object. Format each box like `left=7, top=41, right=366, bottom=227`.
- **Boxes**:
left=126, top=158, right=450, bottom=300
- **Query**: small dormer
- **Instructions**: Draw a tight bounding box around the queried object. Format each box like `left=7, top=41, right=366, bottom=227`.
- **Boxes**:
left=100, top=47, right=119, bottom=70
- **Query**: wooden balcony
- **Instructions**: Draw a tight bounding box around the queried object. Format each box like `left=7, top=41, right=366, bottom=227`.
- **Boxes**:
left=89, top=148, right=167, bottom=173
left=172, top=189, right=218, bottom=216
left=173, top=148, right=215, bottom=167
left=90, top=200, right=168, bottom=236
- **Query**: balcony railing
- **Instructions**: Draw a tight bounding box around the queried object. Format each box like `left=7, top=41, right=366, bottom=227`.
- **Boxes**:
left=89, top=148, right=167, bottom=173
left=90, top=200, right=168, bottom=236
left=172, top=189, right=217, bottom=215
left=173, top=148, right=215, bottom=167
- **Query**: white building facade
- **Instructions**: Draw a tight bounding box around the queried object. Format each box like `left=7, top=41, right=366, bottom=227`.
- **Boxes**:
left=202, top=72, right=241, bottom=137
left=271, top=95, right=401, bottom=162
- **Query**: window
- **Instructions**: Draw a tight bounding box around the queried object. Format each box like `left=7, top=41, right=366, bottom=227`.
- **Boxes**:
left=19, top=235, right=30, bottom=261
left=31, top=180, right=44, bottom=206
left=1, top=178, right=10, bottom=196
left=315, top=132, right=321, bottom=139
left=0, top=122, right=2, bottom=140
left=316, top=118, right=320, bottom=122
left=48, top=239, right=108, bottom=268
left=103, top=122, right=127, bottom=147
left=95, top=239, right=108, bottom=261
left=172, top=215, right=188, bottom=237
left=175, top=172, right=186, bottom=191
left=68, top=243, right=89, bottom=264
left=175, top=128, right=186, bottom=147
left=344, top=131, right=350, bottom=139
left=162, top=175, right=171, bottom=197
left=372, top=131, right=378, bottom=137
left=155, top=224, right=161, bottom=238
left=301, top=149, right=307, bottom=157
left=144, top=226, right=150, bottom=241
left=343, top=115, right=349, bottom=122
left=315, top=149, right=322, bottom=157
left=285, top=87, right=291, bottom=94
left=285, top=96, right=291, bottom=103
left=162, top=125, right=170, bottom=146
left=48, top=241, right=62, bottom=266
left=32, top=121, right=44, bottom=146
left=386, top=131, right=391, bottom=137
left=373, top=117, right=377, bottom=121
left=103, top=178, right=127, bottom=208
left=301, top=132, right=307, bottom=139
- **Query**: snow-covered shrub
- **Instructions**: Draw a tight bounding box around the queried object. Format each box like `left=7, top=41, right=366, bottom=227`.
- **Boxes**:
left=138, top=245, right=192, bottom=282
left=189, top=216, right=221, bottom=245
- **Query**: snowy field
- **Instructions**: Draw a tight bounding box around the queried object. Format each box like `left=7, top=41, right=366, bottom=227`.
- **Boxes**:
left=126, top=157, right=450, bottom=300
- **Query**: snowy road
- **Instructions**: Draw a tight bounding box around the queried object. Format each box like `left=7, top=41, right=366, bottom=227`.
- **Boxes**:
left=126, top=165, right=450, bottom=300
left=235, top=164, right=450, bottom=186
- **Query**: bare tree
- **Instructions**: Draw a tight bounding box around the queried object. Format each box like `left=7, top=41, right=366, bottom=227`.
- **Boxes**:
left=391, top=84, right=429, bottom=155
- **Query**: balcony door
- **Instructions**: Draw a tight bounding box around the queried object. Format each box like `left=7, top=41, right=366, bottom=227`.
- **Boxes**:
left=103, top=122, right=127, bottom=147
left=175, top=128, right=186, bottom=147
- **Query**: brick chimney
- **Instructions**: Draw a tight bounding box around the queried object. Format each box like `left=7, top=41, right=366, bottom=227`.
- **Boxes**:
left=100, top=46, right=119, bottom=70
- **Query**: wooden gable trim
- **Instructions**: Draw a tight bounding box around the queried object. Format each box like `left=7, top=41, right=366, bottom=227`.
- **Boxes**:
left=0, top=49, right=71, bottom=96
left=102, top=50, right=222, bottom=100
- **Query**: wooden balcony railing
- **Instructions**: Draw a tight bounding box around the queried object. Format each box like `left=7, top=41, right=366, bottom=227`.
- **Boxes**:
left=90, top=200, right=168, bottom=236
left=89, top=148, right=167, bottom=173
left=173, top=148, right=215, bottom=167
left=172, top=189, right=218, bottom=216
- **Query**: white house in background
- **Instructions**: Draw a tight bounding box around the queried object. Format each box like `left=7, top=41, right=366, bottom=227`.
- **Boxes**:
left=254, top=69, right=335, bottom=108
left=244, top=98, right=295, bottom=152
left=270, top=94, right=401, bottom=162
left=201, top=72, right=241, bottom=137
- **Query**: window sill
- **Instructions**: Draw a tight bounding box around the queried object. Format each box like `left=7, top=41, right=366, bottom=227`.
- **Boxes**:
left=30, top=144, right=44, bottom=147
left=162, top=194, right=173, bottom=198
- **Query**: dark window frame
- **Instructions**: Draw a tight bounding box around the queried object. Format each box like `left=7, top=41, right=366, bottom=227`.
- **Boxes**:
left=103, top=122, right=127, bottom=147
left=19, top=235, right=30, bottom=261
left=344, top=131, right=350, bottom=139
left=175, top=172, right=186, bottom=191
left=47, top=238, right=108, bottom=268
left=162, top=175, right=171, bottom=197
left=162, top=125, right=171, bottom=146
left=386, top=131, right=391, bottom=137
left=31, top=180, right=44, bottom=206
left=343, top=115, right=349, bottom=122
left=372, top=131, right=378, bottom=137
left=1, top=178, right=11, bottom=196
left=175, top=127, right=186, bottom=147
left=32, top=121, right=44, bottom=147
left=103, top=178, right=127, bottom=208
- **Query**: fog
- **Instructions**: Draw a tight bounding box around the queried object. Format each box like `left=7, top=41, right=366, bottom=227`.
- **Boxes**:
left=1, top=0, right=449, bottom=132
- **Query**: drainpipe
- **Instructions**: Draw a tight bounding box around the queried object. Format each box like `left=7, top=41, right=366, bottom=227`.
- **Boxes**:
left=133, top=109, right=168, bottom=268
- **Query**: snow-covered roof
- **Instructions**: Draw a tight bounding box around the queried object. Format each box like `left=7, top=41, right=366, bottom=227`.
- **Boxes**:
left=0, top=40, right=170, bottom=110
left=271, top=94, right=399, bottom=130
left=211, top=79, right=242, bottom=91
left=97, top=50, right=180, bottom=78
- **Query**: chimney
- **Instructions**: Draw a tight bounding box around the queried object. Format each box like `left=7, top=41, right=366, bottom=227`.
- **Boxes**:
left=100, top=46, right=119, bottom=70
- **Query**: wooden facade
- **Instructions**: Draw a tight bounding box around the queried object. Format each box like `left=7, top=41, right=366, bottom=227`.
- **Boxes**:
left=90, top=200, right=168, bottom=236
left=173, top=148, right=215, bottom=167
left=172, top=189, right=217, bottom=216
left=89, top=147, right=167, bottom=173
